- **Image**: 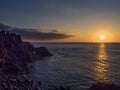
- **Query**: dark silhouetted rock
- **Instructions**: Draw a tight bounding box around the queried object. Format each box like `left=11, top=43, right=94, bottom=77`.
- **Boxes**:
left=0, top=30, right=52, bottom=89
left=0, top=30, right=52, bottom=73
left=48, top=86, right=70, bottom=90
left=35, top=47, right=52, bottom=58
left=88, top=82, right=120, bottom=90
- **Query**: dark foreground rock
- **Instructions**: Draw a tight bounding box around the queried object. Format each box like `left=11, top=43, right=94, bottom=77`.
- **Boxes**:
left=88, top=82, right=120, bottom=90
left=0, top=30, right=52, bottom=73
left=0, top=30, right=52, bottom=89
left=48, top=83, right=120, bottom=90
left=48, top=87, right=70, bottom=90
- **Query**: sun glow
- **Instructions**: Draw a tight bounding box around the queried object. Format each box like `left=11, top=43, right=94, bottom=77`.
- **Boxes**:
left=100, top=35, right=105, bottom=40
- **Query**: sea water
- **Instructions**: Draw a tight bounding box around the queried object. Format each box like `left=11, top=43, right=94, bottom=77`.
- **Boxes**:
left=28, top=43, right=120, bottom=90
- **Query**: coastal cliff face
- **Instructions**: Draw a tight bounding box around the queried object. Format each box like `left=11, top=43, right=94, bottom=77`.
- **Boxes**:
left=0, top=23, right=52, bottom=89
left=0, top=30, right=52, bottom=73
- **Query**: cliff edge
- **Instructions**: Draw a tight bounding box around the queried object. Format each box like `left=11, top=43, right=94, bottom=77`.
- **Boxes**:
left=0, top=30, right=52, bottom=73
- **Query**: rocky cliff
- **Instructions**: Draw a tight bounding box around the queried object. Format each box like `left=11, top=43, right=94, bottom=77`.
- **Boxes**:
left=0, top=30, right=52, bottom=74
left=0, top=24, right=53, bottom=89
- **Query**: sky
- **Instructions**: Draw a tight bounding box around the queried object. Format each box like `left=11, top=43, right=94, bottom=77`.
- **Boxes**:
left=0, top=0, right=120, bottom=42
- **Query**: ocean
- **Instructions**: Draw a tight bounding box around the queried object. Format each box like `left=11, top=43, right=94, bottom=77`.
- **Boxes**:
left=28, top=43, right=120, bottom=90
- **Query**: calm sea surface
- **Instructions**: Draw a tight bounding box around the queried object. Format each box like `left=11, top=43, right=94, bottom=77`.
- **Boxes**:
left=28, top=43, right=120, bottom=90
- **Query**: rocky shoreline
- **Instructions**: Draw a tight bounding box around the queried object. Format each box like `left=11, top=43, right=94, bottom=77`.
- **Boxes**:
left=0, top=30, right=52, bottom=90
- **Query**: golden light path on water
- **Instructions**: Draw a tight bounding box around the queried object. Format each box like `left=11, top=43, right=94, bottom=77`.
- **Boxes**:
left=93, top=43, right=110, bottom=82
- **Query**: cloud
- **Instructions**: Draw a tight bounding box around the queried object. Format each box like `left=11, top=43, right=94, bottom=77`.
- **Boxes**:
left=51, top=30, right=58, bottom=33
left=9, top=29, right=73, bottom=41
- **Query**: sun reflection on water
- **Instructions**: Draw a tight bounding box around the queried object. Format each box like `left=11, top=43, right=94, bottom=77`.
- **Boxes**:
left=93, top=43, right=109, bottom=82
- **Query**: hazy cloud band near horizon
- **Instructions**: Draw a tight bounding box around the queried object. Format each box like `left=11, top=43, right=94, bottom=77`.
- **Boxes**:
left=9, top=29, right=74, bottom=41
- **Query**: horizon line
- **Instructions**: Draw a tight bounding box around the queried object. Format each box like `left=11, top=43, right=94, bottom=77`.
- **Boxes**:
left=30, top=42, right=120, bottom=44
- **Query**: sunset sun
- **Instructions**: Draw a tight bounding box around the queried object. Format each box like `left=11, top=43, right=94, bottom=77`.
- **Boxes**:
left=100, top=35, right=105, bottom=40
